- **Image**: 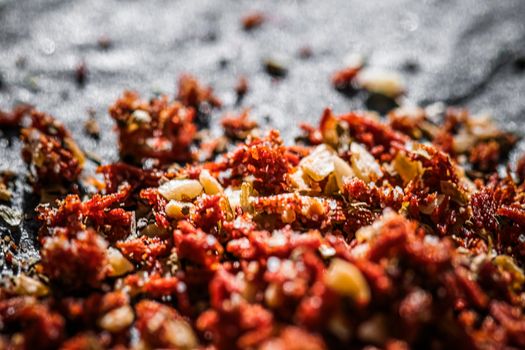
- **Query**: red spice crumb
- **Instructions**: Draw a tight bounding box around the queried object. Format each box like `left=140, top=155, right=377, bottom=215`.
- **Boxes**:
left=109, top=91, right=197, bottom=164
left=221, top=110, right=258, bottom=140
left=235, top=75, right=249, bottom=100
left=177, top=74, right=222, bottom=109
left=241, top=11, right=266, bottom=31
left=331, top=66, right=361, bottom=90
left=41, top=229, right=108, bottom=289
left=21, top=110, right=84, bottom=187
left=0, top=104, right=32, bottom=127
left=469, top=140, right=501, bottom=172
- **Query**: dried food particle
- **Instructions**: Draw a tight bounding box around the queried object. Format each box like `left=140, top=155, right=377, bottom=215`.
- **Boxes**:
left=165, top=200, right=193, bottom=219
left=263, top=58, right=288, bottom=78
left=97, top=34, right=112, bottom=50
left=469, top=140, right=501, bottom=172
left=355, top=68, right=405, bottom=98
left=41, top=229, right=109, bottom=289
left=21, top=110, right=84, bottom=187
left=177, top=74, right=222, bottom=109
left=221, top=110, right=258, bottom=140
left=199, top=169, right=224, bottom=195
left=98, top=305, right=134, bottom=333
left=107, top=247, right=134, bottom=277
left=74, top=61, right=88, bottom=86
left=0, top=204, right=22, bottom=226
left=84, top=116, right=100, bottom=139
left=325, top=258, right=370, bottom=304
left=331, top=66, right=361, bottom=92
left=216, top=130, right=293, bottom=194
left=0, top=104, right=32, bottom=128
left=298, top=45, right=313, bottom=59
left=300, top=144, right=336, bottom=182
left=158, top=179, right=203, bottom=201
left=235, top=75, right=249, bottom=102
left=109, top=91, right=197, bottom=164
left=350, top=142, right=383, bottom=182
left=10, top=274, right=49, bottom=297
left=135, top=300, right=198, bottom=349
left=0, top=181, right=12, bottom=201
left=241, top=11, right=266, bottom=31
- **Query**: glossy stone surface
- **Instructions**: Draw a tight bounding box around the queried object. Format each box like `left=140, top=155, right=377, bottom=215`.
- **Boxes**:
left=1, top=0, right=524, bottom=265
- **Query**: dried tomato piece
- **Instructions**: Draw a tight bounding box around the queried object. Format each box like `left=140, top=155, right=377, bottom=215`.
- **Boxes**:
left=109, top=91, right=197, bottom=164
left=140, top=187, right=170, bottom=229
left=117, top=235, right=169, bottom=266
left=37, top=184, right=133, bottom=242
left=0, top=297, right=65, bottom=350
left=21, top=110, right=84, bottom=187
left=176, top=74, right=222, bottom=109
left=197, top=269, right=274, bottom=350
left=135, top=300, right=198, bottom=349
left=191, top=194, right=225, bottom=233
left=212, top=130, right=293, bottom=194
left=339, top=112, right=408, bottom=158
left=241, top=11, right=266, bottom=31
left=0, top=104, right=32, bottom=127
left=221, top=110, right=258, bottom=140
left=331, top=66, right=361, bottom=90
left=469, top=140, right=501, bottom=172
left=97, top=162, right=161, bottom=193
left=41, top=229, right=108, bottom=289
left=173, top=221, right=223, bottom=269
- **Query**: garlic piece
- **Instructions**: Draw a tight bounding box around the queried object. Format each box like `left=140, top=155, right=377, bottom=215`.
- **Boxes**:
left=333, top=155, right=355, bottom=190
left=12, top=274, right=49, bottom=297
left=158, top=179, right=203, bottom=201
left=107, top=247, right=134, bottom=277
left=225, top=187, right=242, bottom=211
left=289, top=168, right=311, bottom=192
left=393, top=152, right=423, bottom=184
left=325, top=258, right=370, bottom=304
left=350, top=143, right=383, bottom=182
left=131, top=109, right=151, bottom=123
left=355, top=68, right=405, bottom=98
left=163, top=318, right=198, bottom=349
left=300, top=144, right=336, bottom=182
left=199, top=170, right=223, bottom=195
left=165, top=200, right=193, bottom=219
left=98, top=305, right=134, bottom=333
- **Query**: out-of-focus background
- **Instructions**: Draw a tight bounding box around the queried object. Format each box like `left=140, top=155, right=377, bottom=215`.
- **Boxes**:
left=1, top=0, right=525, bottom=262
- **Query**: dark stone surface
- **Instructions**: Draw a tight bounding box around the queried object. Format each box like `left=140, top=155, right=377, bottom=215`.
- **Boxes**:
left=1, top=0, right=525, bottom=267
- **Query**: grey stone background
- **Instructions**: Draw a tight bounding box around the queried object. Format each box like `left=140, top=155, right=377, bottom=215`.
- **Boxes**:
left=1, top=0, right=525, bottom=266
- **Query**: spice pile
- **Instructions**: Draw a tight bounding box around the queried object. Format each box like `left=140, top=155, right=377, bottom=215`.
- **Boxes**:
left=0, top=75, right=524, bottom=349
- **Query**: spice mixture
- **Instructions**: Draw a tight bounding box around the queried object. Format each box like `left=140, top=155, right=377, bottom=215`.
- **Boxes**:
left=0, top=72, right=524, bottom=349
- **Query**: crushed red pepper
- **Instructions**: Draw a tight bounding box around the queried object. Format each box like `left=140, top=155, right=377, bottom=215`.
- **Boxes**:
left=221, top=110, right=258, bottom=140
left=1, top=76, right=525, bottom=350
left=20, top=110, right=85, bottom=189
